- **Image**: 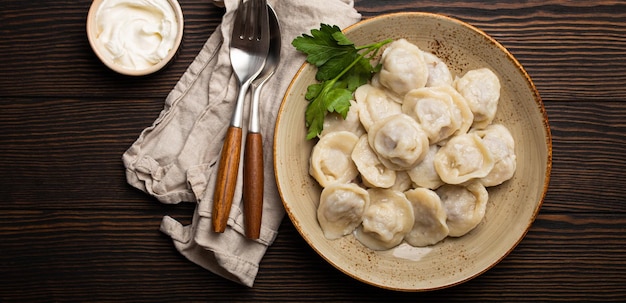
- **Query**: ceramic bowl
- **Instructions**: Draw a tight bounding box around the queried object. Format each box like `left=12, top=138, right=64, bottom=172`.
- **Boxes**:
left=274, top=12, right=552, bottom=291
left=86, top=0, right=184, bottom=76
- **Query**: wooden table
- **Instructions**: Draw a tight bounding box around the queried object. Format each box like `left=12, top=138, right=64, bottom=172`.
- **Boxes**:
left=1, top=0, right=625, bottom=301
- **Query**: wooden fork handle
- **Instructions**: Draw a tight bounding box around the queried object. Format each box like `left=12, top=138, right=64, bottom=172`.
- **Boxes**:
left=212, top=126, right=243, bottom=233
left=243, top=132, right=263, bottom=239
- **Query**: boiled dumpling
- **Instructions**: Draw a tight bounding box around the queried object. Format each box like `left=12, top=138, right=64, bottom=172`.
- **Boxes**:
left=309, top=131, right=359, bottom=187
left=354, top=188, right=415, bottom=250
left=454, top=68, right=501, bottom=129
left=436, top=182, right=488, bottom=237
left=404, top=188, right=449, bottom=246
left=351, top=135, right=396, bottom=188
left=321, top=100, right=366, bottom=137
left=402, top=86, right=464, bottom=144
left=389, top=170, right=413, bottom=192
left=354, top=84, right=402, bottom=131
left=370, top=72, right=382, bottom=89
left=368, top=114, right=429, bottom=170
left=472, top=124, right=517, bottom=186
left=434, top=132, right=495, bottom=184
left=423, top=51, right=453, bottom=87
left=437, top=85, right=474, bottom=139
left=317, top=183, right=370, bottom=240
left=378, top=39, right=429, bottom=99
left=407, top=144, right=444, bottom=190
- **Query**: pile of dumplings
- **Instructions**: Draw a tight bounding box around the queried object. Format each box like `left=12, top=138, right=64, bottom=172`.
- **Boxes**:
left=309, top=39, right=517, bottom=251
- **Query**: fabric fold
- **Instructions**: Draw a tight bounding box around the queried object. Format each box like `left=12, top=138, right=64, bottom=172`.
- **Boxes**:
left=123, top=0, right=361, bottom=287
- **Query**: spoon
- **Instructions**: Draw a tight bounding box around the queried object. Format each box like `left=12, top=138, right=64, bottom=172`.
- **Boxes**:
left=243, top=4, right=281, bottom=239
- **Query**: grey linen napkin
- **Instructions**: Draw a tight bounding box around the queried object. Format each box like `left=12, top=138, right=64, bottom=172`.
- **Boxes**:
left=122, top=0, right=361, bottom=287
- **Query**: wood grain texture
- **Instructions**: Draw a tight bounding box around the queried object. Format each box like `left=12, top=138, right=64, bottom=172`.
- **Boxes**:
left=212, top=126, right=243, bottom=233
left=1, top=0, right=625, bottom=301
left=244, top=132, right=264, bottom=239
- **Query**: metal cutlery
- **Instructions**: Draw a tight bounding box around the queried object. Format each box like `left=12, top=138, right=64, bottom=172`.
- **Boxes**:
left=213, top=0, right=270, bottom=233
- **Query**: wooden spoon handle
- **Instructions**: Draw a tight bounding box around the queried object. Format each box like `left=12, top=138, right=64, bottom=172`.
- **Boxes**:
left=212, top=126, right=243, bottom=233
left=243, top=132, right=264, bottom=239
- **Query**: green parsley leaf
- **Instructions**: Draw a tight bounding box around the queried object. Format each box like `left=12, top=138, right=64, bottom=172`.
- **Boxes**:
left=305, top=83, right=324, bottom=101
left=292, top=24, right=393, bottom=140
left=344, top=56, right=376, bottom=91
left=316, top=52, right=357, bottom=81
left=331, top=31, right=354, bottom=46
left=304, top=87, right=352, bottom=140
left=292, top=24, right=354, bottom=68
left=325, top=88, right=353, bottom=117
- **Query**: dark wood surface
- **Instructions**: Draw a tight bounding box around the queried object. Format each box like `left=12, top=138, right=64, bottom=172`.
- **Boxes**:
left=1, top=0, right=625, bottom=301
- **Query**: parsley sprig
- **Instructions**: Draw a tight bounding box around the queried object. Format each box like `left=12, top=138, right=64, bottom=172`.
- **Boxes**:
left=292, top=24, right=392, bottom=139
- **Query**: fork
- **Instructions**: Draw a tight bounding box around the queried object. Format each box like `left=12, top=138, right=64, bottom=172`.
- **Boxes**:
left=213, top=0, right=270, bottom=233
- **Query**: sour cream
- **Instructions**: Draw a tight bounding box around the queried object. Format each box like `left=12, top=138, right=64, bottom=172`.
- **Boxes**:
left=95, top=0, right=179, bottom=71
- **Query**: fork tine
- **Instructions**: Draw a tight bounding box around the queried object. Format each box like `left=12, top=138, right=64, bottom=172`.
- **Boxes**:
left=256, top=0, right=269, bottom=41
left=243, top=0, right=254, bottom=40
left=232, top=0, right=246, bottom=39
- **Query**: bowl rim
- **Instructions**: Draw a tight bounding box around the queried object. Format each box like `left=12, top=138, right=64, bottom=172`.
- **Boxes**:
left=86, top=0, right=185, bottom=76
left=274, top=11, right=552, bottom=291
